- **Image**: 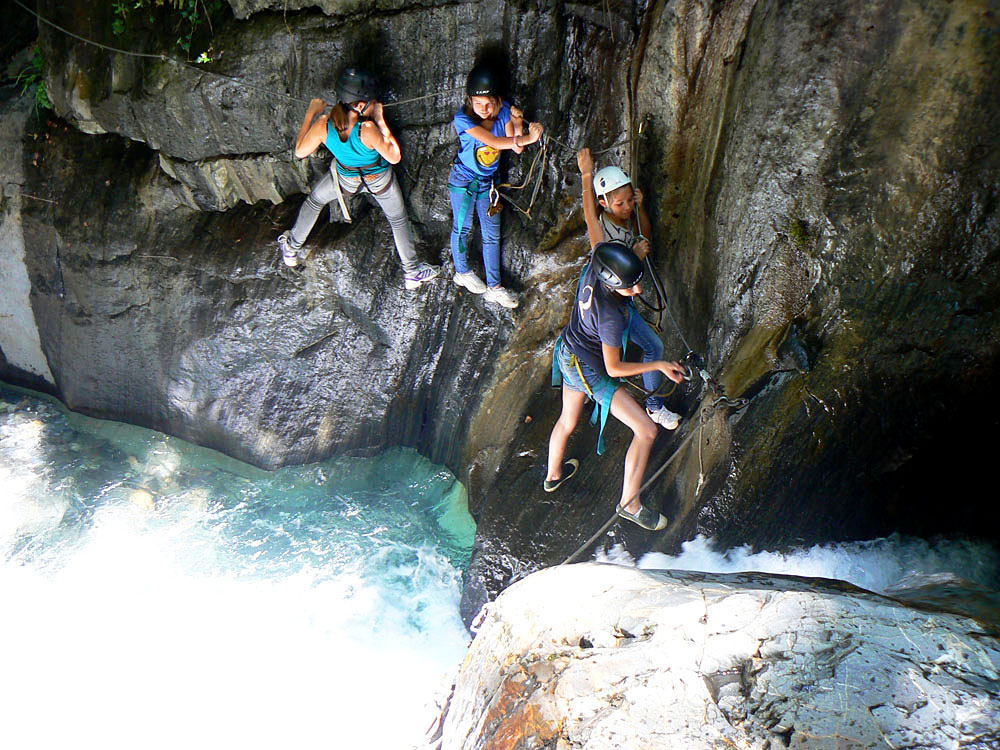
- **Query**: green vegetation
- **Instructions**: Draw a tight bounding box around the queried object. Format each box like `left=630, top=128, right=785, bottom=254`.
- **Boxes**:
left=112, top=0, right=224, bottom=59
left=16, top=46, right=51, bottom=112
left=788, top=216, right=809, bottom=250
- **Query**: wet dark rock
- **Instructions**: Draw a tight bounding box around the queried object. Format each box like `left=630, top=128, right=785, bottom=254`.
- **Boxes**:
left=2, top=0, right=999, bottom=626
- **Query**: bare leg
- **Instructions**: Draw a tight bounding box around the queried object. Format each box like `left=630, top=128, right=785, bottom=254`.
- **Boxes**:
left=546, top=386, right=588, bottom=482
left=609, top=388, right=658, bottom=515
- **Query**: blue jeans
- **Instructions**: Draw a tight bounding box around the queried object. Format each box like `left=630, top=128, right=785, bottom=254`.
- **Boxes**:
left=448, top=165, right=501, bottom=287
left=627, top=309, right=665, bottom=411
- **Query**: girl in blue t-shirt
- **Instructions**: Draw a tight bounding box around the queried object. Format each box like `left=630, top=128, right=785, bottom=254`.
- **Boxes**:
left=448, top=64, right=544, bottom=309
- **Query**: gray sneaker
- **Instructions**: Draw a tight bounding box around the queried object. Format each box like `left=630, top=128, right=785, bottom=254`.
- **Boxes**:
left=616, top=503, right=669, bottom=531
left=277, top=232, right=299, bottom=268
left=404, top=262, right=441, bottom=290
left=646, top=406, right=681, bottom=430
left=483, top=285, right=519, bottom=309
left=454, top=271, right=487, bottom=294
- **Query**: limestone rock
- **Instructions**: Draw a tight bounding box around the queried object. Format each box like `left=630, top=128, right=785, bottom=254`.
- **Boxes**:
left=439, top=564, right=1000, bottom=749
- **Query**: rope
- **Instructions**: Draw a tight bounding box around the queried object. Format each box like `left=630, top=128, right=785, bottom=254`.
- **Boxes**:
left=494, top=134, right=548, bottom=218
left=14, top=0, right=170, bottom=60
left=14, top=0, right=463, bottom=112
left=633, top=216, right=695, bottom=354
left=382, top=87, right=464, bottom=109
left=548, top=134, right=631, bottom=157
left=622, top=374, right=679, bottom=400
left=560, top=394, right=747, bottom=565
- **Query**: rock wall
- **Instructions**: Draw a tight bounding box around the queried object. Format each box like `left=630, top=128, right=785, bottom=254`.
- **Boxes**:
left=432, top=563, right=1000, bottom=749
left=459, top=0, right=1000, bottom=621
left=0, top=90, right=55, bottom=391
left=2, top=0, right=998, bottom=619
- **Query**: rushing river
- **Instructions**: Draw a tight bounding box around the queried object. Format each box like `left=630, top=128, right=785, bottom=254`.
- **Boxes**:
left=0, top=383, right=474, bottom=749
left=4, top=383, right=999, bottom=749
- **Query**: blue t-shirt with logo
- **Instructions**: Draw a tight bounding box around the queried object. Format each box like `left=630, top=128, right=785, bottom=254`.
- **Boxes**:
left=453, top=102, right=512, bottom=180
left=562, top=261, right=629, bottom=374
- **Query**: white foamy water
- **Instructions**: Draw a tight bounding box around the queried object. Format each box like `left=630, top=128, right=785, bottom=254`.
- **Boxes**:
left=595, top=533, right=1000, bottom=595
left=0, top=386, right=474, bottom=749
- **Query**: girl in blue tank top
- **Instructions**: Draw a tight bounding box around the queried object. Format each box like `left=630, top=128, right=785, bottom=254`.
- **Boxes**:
left=448, top=63, right=544, bottom=309
left=276, top=68, right=439, bottom=291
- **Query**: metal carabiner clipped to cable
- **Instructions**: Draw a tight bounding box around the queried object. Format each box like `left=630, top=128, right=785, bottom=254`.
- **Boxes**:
left=487, top=183, right=503, bottom=217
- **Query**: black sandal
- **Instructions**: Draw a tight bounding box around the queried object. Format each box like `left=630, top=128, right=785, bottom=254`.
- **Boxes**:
left=543, top=458, right=579, bottom=493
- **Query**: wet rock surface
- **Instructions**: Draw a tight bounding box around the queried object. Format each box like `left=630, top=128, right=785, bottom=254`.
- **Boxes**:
left=436, top=563, right=1000, bottom=750
left=2, top=0, right=999, bottom=624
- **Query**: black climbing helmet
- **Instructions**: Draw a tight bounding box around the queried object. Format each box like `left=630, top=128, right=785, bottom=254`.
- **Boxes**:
left=336, top=68, right=379, bottom=104
left=593, top=241, right=643, bottom=289
left=466, top=63, right=499, bottom=97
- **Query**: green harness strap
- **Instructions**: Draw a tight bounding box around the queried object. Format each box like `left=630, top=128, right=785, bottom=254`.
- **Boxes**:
left=448, top=178, right=490, bottom=255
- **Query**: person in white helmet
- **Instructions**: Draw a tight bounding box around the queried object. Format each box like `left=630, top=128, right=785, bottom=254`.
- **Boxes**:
left=577, top=148, right=682, bottom=431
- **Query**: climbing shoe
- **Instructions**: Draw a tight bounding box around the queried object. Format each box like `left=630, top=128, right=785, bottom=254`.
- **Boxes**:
left=646, top=406, right=681, bottom=430
left=277, top=232, right=299, bottom=268
left=453, top=271, right=487, bottom=294
left=543, top=458, right=579, bottom=493
left=404, top=262, right=441, bottom=290
left=483, top=285, right=519, bottom=309
left=616, top=503, right=669, bottom=531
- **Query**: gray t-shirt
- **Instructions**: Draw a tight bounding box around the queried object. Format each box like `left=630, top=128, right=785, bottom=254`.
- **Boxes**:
left=599, top=213, right=636, bottom=248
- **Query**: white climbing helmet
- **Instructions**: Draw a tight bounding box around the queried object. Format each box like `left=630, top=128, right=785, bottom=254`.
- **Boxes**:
left=593, top=165, right=632, bottom=198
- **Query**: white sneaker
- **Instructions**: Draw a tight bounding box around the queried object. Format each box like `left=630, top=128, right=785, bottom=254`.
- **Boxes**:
left=453, top=271, right=487, bottom=294
left=404, top=262, right=441, bottom=290
left=646, top=406, right=681, bottom=430
left=483, top=285, right=519, bottom=309
left=277, top=232, right=299, bottom=267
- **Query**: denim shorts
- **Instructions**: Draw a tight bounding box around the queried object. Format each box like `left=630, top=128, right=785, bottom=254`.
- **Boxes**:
left=556, top=338, right=619, bottom=406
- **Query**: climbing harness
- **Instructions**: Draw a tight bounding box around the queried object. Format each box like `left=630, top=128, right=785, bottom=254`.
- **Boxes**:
left=329, top=157, right=352, bottom=222
left=551, top=336, right=620, bottom=457
left=448, top=178, right=492, bottom=255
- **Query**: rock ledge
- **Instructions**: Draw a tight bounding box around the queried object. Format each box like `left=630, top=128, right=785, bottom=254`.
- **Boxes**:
left=435, top=563, right=1000, bottom=750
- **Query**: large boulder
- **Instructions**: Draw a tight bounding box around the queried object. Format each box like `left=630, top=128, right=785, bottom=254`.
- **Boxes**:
left=436, top=563, right=1000, bottom=749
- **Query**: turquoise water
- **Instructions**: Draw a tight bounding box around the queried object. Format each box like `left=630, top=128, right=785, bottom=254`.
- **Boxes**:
left=0, top=383, right=474, bottom=749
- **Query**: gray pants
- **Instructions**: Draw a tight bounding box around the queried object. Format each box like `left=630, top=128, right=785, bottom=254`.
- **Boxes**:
left=288, top=165, right=418, bottom=272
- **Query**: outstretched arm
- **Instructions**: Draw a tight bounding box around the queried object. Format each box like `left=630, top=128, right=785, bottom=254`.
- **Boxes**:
left=602, top=343, right=686, bottom=381
left=294, top=98, right=330, bottom=158
left=577, top=148, right=604, bottom=249
left=359, top=101, right=402, bottom=164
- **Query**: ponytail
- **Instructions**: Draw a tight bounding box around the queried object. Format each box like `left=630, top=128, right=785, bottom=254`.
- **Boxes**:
left=330, top=103, right=353, bottom=142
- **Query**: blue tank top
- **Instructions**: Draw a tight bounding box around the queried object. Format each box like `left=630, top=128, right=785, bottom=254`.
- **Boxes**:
left=326, top=121, right=389, bottom=176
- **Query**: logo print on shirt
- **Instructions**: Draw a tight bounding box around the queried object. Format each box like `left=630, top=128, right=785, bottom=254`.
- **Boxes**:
left=579, top=285, right=594, bottom=313
left=475, top=144, right=500, bottom=168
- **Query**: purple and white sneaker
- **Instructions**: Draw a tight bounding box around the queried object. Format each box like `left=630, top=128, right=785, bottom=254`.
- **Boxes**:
left=404, top=262, right=441, bottom=290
